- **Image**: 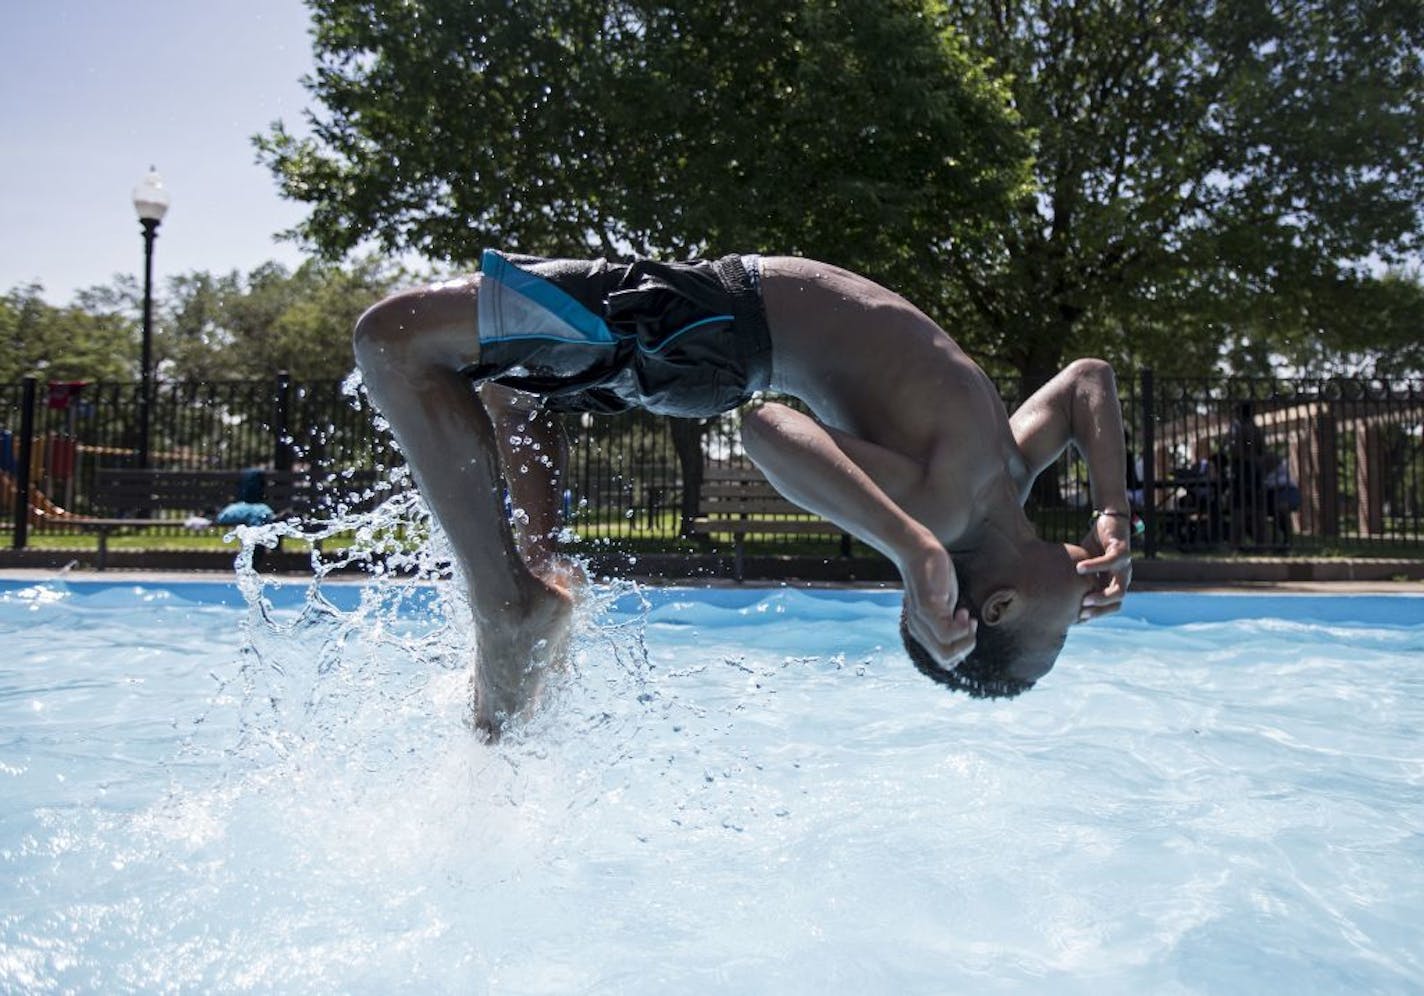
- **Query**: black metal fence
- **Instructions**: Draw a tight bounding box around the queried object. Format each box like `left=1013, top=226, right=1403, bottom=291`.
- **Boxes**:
left=0, top=374, right=403, bottom=544
left=4, top=372, right=1422, bottom=558
left=1137, top=374, right=1424, bottom=557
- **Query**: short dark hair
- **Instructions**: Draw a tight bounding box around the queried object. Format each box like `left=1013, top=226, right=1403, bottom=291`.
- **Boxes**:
left=897, top=558, right=1060, bottom=699
left=899, top=607, right=1035, bottom=699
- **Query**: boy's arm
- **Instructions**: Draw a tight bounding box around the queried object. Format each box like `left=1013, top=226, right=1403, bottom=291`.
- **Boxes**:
left=1009, top=359, right=1133, bottom=617
left=741, top=403, right=976, bottom=669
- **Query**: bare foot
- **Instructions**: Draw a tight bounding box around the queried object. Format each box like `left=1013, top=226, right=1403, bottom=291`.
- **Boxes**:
left=471, top=570, right=576, bottom=739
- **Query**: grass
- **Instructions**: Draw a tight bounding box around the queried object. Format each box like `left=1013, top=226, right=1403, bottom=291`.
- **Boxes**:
left=22, top=531, right=330, bottom=554
left=16, top=528, right=858, bottom=564
left=9, top=512, right=1418, bottom=562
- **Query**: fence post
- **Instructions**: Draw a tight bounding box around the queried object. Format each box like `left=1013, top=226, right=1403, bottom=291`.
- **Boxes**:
left=1312, top=409, right=1340, bottom=540
left=273, top=371, right=294, bottom=472
left=1140, top=367, right=1156, bottom=559
left=12, top=376, right=37, bottom=549
left=1355, top=422, right=1384, bottom=537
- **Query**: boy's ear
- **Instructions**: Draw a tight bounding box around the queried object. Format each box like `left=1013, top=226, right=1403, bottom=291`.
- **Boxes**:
left=980, top=587, right=1018, bottom=625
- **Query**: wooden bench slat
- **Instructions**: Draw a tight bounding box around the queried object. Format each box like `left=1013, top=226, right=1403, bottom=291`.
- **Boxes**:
left=85, top=468, right=316, bottom=569
left=697, top=470, right=774, bottom=481
left=700, top=485, right=786, bottom=498
left=691, top=518, right=846, bottom=534
left=94, top=469, right=310, bottom=513
left=696, top=500, right=822, bottom=516
left=692, top=465, right=853, bottom=580
left=72, top=517, right=185, bottom=528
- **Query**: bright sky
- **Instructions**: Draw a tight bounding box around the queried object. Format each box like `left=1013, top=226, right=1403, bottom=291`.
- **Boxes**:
left=0, top=0, right=321, bottom=304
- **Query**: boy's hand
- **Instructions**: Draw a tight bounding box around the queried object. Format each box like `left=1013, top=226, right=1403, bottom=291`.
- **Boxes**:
left=1077, top=512, right=1132, bottom=622
left=902, top=541, right=977, bottom=668
left=540, top=555, right=587, bottom=598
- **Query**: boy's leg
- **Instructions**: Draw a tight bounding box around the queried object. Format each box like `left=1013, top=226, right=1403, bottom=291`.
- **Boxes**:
left=480, top=383, right=569, bottom=573
left=353, top=279, right=572, bottom=735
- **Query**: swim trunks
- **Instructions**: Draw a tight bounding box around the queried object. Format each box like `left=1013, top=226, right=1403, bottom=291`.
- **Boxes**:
left=467, top=250, right=772, bottom=417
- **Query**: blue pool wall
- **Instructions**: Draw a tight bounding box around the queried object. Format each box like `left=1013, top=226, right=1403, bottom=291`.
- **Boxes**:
left=2, top=579, right=1421, bottom=628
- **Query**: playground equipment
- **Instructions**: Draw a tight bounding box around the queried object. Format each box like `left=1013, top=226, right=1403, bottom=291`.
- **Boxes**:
left=0, top=468, right=73, bottom=526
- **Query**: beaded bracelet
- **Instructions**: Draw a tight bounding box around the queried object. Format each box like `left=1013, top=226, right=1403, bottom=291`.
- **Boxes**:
left=1093, top=509, right=1146, bottom=536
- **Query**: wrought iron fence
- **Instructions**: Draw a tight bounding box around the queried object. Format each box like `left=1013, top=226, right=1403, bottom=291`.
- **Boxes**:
left=1138, top=374, right=1424, bottom=556
left=1, top=375, right=401, bottom=537
left=4, top=372, right=1422, bottom=558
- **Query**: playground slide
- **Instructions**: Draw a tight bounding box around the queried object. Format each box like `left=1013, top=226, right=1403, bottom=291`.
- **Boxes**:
left=0, top=469, right=74, bottom=525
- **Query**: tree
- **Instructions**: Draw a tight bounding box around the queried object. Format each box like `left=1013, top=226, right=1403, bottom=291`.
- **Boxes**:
left=256, top=0, right=1030, bottom=310
left=257, top=0, right=1036, bottom=530
left=162, top=269, right=243, bottom=384
left=161, top=257, right=404, bottom=382
left=1277, top=267, right=1424, bottom=378
left=938, top=0, right=1424, bottom=390
left=0, top=281, right=138, bottom=383
left=261, top=0, right=1421, bottom=391
left=0, top=261, right=400, bottom=388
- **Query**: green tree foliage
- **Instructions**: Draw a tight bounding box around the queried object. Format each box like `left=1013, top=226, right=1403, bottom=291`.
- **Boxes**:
left=940, top=0, right=1424, bottom=388
left=2, top=259, right=401, bottom=386
left=256, top=0, right=1031, bottom=310
left=1281, top=267, right=1424, bottom=378
left=161, top=257, right=404, bottom=381
left=0, top=281, right=138, bottom=382
left=261, top=0, right=1422, bottom=386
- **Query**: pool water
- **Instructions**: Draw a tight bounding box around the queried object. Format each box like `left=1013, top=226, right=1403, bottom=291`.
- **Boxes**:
left=1, top=579, right=1421, bottom=993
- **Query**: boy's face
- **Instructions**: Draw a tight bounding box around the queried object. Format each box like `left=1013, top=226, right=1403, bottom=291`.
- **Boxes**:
left=998, top=542, right=1098, bottom=681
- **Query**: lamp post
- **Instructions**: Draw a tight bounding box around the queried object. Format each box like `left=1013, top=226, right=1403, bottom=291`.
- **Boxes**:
left=131, top=167, right=170, bottom=468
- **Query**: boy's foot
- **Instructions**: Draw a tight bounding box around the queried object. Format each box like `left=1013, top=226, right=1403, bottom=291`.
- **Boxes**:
left=471, top=570, right=577, bottom=739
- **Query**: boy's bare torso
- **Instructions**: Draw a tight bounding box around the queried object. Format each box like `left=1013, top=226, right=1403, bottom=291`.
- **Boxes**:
left=759, top=256, right=1026, bottom=547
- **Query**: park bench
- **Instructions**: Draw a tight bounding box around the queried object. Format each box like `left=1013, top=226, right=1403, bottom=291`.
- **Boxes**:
left=78, top=468, right=311, bottom=569
left=688, top=464, right=852, bottom=581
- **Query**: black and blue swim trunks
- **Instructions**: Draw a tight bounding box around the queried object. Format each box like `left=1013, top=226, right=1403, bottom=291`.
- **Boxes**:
left=467, top=250, right=772, bottom=418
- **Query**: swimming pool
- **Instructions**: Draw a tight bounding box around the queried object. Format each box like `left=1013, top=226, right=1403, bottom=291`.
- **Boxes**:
left=2, top=578, right=1421, bottom=992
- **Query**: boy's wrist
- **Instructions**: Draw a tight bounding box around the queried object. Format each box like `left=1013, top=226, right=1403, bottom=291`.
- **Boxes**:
left=1092, top=491, right=1132, bottom=516
left=890, top=521, right=942, bottom=570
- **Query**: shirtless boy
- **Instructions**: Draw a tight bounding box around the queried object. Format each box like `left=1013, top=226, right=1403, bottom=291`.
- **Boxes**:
left=353, top=252, right=1133, bottom=734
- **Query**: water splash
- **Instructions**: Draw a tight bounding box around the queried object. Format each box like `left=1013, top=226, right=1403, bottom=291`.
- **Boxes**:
left=211, top=463, right=666, bottom=797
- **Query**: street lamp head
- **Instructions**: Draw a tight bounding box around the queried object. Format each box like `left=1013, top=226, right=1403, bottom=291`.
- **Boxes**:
left=131, top=166, right=171, bottom=224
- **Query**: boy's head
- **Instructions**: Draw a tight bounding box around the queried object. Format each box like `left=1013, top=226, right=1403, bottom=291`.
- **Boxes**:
left=900, top=539, right=1095, bottom=698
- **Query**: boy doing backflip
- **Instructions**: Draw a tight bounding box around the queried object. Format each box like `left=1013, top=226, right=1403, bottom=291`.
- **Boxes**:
left=354, top=251, right=1132, bottom=735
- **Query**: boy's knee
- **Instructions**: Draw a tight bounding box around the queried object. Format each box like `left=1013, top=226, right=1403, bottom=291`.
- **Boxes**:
left=739, top=403, right=791, bottom=452
left=353, top=290, right=430, bottom=373
left=354, top=280, right=480, bottom=375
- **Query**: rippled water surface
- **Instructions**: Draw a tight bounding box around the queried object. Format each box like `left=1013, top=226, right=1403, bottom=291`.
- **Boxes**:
left=2, top=580, right=1421, bottom=993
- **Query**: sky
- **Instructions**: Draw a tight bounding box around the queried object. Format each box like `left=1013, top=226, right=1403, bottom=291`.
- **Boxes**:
left=1, top=0, right=321, bottom=304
